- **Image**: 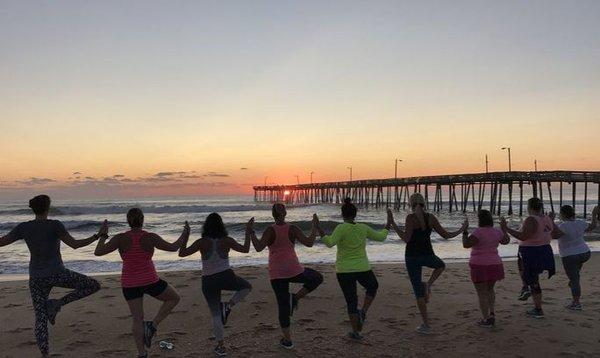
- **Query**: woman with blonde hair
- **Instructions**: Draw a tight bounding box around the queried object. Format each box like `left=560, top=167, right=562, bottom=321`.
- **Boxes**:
left=388, top=193, right=467, bottom=334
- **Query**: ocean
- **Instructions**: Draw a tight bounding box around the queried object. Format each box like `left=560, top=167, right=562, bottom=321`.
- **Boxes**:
left=1, top=195, right=599, bottom=277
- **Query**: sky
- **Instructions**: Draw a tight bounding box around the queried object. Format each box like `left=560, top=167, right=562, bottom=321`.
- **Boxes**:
left=1, top=0, right=599, bottom=200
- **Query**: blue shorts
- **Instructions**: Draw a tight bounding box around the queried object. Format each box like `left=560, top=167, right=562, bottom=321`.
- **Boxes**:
left=405, top=255, right=445, bottom=298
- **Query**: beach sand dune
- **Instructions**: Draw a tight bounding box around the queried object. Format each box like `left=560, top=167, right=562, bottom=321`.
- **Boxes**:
left=1, top=255, right=599, bottom=357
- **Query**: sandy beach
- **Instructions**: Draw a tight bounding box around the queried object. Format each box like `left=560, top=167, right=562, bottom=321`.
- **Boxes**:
left=1, top=255, right=599, bottom=358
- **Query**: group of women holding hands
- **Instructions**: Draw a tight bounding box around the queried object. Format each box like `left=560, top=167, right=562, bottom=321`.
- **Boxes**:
left=1, top=194, right=598, bottom=357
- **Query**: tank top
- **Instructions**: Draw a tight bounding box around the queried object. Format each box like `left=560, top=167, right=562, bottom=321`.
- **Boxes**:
left=268, top=224, right=304, bottom=279
left=405, top=213, right=435, bottom=257
left=120, top=230, right=160, bottom=288
left=470, top=227, right=503, bottom=265
left=519, top=215, right=553, bottom=247
left=201, top=237, right=231, bottom=276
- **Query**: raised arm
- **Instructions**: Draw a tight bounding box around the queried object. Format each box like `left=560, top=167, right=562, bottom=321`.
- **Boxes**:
left=586, top=206, right=599, bottom=232
left=499, top=230, right=510, bottom=245
left=387, top=209, right=409, bottom=242
left=548, top=212, right=565, bottom=239
left=61, top=220, right=108, bottom=249
left=462, top=230, right=478, bottom=248
left=365, top=223, right=389, bottom=242
left=248, top=222, right=275, bottom=252
left=290, top=224, right=316, bottom=247
left=152, top=221, right=190, bottom=252
left=321, top=223, right=343, bottom=248
left=94, top=232, right=122, bottom=256
left=179, top=238, right=202, bottom=257
left=0, top=232, right=19, bottom=247
left=500, top=216, right=537, bottom=242
left=431, top=215, right=468, bottom=239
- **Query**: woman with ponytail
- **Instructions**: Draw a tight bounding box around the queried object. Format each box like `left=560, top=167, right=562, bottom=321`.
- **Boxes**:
left=388, top=193, right=468, bottom=334
left=314, top=198, right=392, bottom=341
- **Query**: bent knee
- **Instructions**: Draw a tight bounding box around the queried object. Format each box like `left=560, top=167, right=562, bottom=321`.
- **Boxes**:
left=90, top=280, right=101, bottom=293
left=314, top=272, right=324, bottom=285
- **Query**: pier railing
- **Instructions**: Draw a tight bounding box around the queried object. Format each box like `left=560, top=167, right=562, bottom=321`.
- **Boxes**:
left=253, top=171, right=600, bottom=217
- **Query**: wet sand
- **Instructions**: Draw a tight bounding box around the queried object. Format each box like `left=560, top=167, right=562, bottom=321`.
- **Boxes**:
left=1, top=254, right=599, bottom=357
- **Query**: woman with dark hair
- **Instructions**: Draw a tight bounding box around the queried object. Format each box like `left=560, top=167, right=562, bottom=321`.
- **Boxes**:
left=0, top=195, right=103, bottom=357
left=463, top=210, right=509, bottom=327
left=313, top=198, right=392, bottom=341
left=179, top=213, right=253, bottom=356
left=501, top=197, right=555, bottom=319
left=388, top=193, right=468, bottom=334
left=94, top=208, right=187, bottom=358
left=247, top=203, right=323, bottom=350
left=550, top=205, right=598, bottom=310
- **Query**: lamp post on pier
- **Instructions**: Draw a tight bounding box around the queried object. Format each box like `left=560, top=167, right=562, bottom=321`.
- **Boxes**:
left=395, top=159, right=403, bottom=179
left=501, top=147, right=512, bottom=172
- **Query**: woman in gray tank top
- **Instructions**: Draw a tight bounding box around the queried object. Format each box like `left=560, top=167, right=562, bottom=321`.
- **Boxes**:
left=179, top=213, right=253, bottom=357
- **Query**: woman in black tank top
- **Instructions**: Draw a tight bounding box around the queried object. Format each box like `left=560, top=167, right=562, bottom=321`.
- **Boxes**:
left=388, top=193, right=468, bottom=334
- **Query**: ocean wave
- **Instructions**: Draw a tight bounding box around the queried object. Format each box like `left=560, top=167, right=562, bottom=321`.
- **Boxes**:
left=0, top=204, right=275, bottom=216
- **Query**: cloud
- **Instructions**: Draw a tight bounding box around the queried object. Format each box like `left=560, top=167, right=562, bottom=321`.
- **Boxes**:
left=113, top=174, right=125, bottom=178
left=17, top=177, right=57, bottom=185
left=180, top=175, right=203, bottom=179
left=72, top=171, right=82, bottom=175
left=240, top=167, right=249, bottom=170
left=204, top=172, right=230, bottom=178
left=154, top=171, right=187, bottom=177
left=143, top=176, right=182, bottom=183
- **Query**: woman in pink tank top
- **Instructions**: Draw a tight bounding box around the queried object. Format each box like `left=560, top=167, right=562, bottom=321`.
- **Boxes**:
left=463, top=210, right=509, bottom=327
left=247, top=203, right=323, bottom=350
left=501, top=198, right=556, bottom=319
left=94, top=208, right=189, bottom=358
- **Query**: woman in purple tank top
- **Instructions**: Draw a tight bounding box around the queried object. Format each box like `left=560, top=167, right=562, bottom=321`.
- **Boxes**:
left=247, top=203, right=323, bottom=350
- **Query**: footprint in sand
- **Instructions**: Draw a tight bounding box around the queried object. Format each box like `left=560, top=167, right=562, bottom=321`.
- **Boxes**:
left=3, top=303, right=22, bottom=308
left=297, top=318, right=314, bottom=325
left=97, top=349, right=129, bottom=355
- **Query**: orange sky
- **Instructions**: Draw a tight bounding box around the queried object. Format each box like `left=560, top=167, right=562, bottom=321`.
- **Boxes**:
left=1, top=1, right=599, bottom=199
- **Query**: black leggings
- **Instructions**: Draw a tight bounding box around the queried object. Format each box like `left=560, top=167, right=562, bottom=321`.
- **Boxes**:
left=336, top=270, right=379, bottom=314
left=29, top=269, right=101, bottom=355
left=270, top=268, right=323, bottom=328
left=202, top=269, right=252, bottom=341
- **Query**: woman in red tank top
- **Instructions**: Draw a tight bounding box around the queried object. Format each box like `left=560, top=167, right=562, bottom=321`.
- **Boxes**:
left=247, top=203, right=323, bottom=350
left=94, top=208, right=189, bottom=358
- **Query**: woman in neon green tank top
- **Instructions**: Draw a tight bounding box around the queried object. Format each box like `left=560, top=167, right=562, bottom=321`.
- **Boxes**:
left=314, top=198, right=392, bottom=341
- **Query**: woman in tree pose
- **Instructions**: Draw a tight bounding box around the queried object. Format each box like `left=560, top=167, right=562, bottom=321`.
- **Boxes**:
left=314, top=198, right=391, bottom=341
left=246, top=203, right=323, bottom=350
left=388, top=193, right=468, bottom=334
left=550, top=205, right=598, bottom=310
left=94, top=208, right=187, bottom=358
left=500, top=198, right=555, bottom=319
left=0, top=195, right=102, bottom=357
left=179, top=213, right=253, bottom=356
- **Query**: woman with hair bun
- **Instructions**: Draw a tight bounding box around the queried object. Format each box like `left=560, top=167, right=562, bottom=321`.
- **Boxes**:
left=314, top=198, right=392, bottom=341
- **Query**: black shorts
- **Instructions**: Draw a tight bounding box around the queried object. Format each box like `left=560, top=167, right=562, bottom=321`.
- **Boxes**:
left=122, top=279, right=168, bottom=301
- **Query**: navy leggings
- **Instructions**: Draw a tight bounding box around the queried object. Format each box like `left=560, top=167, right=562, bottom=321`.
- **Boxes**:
left=270, top=268, right=323, bottom=328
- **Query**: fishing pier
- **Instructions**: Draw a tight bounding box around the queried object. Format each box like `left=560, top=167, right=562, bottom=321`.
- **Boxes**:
left=253, top=171, right=600, bottom=217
